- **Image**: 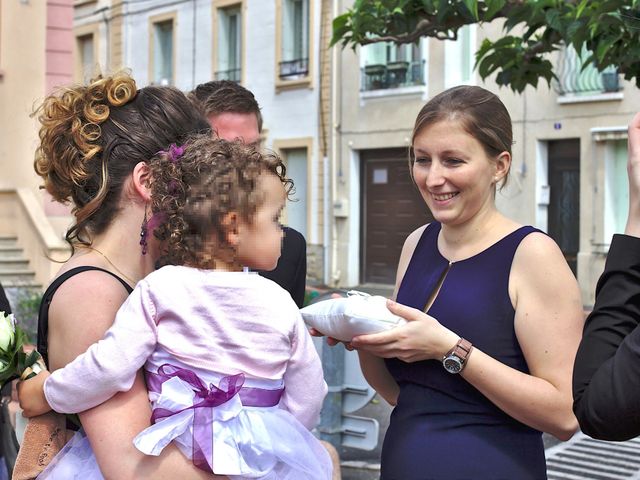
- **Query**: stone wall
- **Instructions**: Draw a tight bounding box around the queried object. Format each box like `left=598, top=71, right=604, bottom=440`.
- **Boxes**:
left=306, top=243, right=325, bottom=286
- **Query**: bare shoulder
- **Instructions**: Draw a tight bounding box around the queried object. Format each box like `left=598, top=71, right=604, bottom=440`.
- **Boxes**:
left=47, top=269, right=131, bottom=369
left=513, top=231, right=566, bottom=268
left=49, top=268, right=132, bottom=316
left=510, top=230, right=581, bottom=307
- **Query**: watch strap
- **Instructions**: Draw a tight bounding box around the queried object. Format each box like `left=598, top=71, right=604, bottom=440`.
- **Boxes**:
left=445, top=338, right=473, bottom=367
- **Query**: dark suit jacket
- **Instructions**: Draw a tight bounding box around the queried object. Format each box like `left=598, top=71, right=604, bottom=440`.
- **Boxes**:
left=259, top=227, right=307, bottom=308
left=0, top=283, right=11, bottom=314
left=573, top=234, right=640, bottom=440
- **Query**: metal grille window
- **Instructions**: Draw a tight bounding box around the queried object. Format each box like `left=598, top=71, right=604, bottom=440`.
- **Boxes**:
left=280, top=0, right=309, bottom=78
left=152, top=20, right=173, bottom=85
left=554, top=45, right=620, bottom=96
left=360, top=41, right=424, bottom=91
left=216, top=6, right=242, bottom=82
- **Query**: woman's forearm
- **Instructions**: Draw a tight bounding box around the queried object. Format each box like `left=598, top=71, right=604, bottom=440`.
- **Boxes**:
left=626, top=112, right=640, bottom=237
left=357, top=351, right=399, bottom=405
left=625, top=204, right=640, bottom=237
left=81, top=371, right=228, bottom=480
left=462, top=349, right=577, bottom=440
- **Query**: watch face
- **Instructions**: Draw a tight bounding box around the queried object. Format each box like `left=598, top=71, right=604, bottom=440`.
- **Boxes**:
left=443, top=356, right=462, bottom=374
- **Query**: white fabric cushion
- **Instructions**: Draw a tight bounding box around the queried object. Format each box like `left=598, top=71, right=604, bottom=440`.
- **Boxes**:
left=300, top=292, right=406, bottom=342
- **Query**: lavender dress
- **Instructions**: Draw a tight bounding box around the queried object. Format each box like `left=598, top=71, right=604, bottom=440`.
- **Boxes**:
left=382, top=222, right=547, bottom=479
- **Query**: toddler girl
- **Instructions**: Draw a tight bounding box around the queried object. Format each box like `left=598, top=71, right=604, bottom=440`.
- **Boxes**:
left=20, top=135, right=332, bottom=479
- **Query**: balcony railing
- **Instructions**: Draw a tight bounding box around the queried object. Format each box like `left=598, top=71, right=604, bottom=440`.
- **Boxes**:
left=361, top=60, right=425, bottom=91
left=215, top=68, right=241, bottom=83
left=553, top=48, right=620, bottom=96
left=279, top=58, right=309, bottom=78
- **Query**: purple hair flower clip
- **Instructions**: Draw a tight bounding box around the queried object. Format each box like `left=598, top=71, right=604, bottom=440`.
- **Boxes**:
left=167, top=143, right=185, bottom=163
left=168, top=179, right=180, bottom=194
left=157, top=143, right=185, bottom=163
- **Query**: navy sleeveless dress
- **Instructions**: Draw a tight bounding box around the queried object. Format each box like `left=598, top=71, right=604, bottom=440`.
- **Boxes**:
left=381, top=222, right=547, bottom=480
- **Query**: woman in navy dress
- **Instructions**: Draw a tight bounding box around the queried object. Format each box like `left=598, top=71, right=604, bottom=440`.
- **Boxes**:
left=350, top=86, right=584, bottom=479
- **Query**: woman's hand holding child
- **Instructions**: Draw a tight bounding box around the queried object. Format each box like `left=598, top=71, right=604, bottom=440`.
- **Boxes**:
left=17, top=369, right=52, bottom=418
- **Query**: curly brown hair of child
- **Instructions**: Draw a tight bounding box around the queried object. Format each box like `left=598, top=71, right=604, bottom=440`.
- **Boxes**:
left=148, top=134, right=294, bottom=270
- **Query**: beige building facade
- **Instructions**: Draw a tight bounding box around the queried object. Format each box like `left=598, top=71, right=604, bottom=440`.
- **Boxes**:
left=331, top=14, right=637, bottom=307
left=0, top=0, right=73, bottom=289
left=3, top=0, right=632, bottom=307
left=71, top=0, right=336, bottom=286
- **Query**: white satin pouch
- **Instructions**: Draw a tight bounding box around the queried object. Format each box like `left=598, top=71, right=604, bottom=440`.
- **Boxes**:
left=300, top=291, right=406, bottom=342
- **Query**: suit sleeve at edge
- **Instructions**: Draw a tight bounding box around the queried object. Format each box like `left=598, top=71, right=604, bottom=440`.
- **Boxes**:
left=572, top=234, right=640, bottom=440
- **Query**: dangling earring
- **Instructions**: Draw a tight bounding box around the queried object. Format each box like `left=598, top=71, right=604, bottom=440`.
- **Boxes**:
left=139, top=209, right=148, bottom=255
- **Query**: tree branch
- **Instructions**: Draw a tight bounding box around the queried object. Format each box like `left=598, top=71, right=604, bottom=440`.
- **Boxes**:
left=356, top=0, right=525, bottom=46
left=522, top=31, right=563, bottom=62
left=358, top=18, right=456, bottom=45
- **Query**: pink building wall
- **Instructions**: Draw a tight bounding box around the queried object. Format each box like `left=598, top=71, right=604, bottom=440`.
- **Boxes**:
left=46, top=0, right=73, bottom=95
left=44, top=0, right=73, bottom=214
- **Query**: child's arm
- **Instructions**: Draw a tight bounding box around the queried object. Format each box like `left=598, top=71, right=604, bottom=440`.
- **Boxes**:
left=37, top=280, right=158, bottom=415
left=281, top=304, right=328, bottom=430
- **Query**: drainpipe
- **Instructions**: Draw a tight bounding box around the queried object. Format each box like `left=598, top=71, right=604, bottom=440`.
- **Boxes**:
left=191, top=0, right=197, bottom=89
left=319, top=1, right=345, bottom=449
left=318, top=0, right=330, bottom=286
left=329, top=0, right=341, bottom=288
left=122, top=1, right=128, bottom=69
left=323, top=153, right=330, bottom=284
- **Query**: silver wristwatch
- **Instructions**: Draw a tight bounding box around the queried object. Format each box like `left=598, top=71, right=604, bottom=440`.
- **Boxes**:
left=442, top=338, right=473, bottom=374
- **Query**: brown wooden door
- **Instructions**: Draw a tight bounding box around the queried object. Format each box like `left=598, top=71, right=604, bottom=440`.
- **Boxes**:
left=548, top=139, right=580, bottom=276
left=360, top=149, right=433, bottom=285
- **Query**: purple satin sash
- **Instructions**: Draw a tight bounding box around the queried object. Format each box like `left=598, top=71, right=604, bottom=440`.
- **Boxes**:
left=145, top=364, right=285, bottom=473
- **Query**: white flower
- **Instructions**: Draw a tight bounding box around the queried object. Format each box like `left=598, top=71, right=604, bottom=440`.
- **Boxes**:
left=0, top=311, right=16, bottom=353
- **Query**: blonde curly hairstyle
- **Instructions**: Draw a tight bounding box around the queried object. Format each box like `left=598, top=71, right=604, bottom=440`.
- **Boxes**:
left=148, top=134, right=293, bottom=270
left=34, top=71, right=210, bottom=249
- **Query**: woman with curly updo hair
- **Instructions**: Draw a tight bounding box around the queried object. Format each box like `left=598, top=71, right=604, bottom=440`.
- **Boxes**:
left=17, top=72, right=229, bottom=479
left=21, top=135, right=332, bottom=479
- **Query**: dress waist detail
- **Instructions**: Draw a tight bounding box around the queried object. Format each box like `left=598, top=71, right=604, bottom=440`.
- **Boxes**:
left=144, top=364, right=285, bottom=473
left=146, top=363, right=285, bottom=408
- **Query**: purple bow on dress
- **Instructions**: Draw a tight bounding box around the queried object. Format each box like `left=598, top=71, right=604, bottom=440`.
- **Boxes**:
left=146, top=364, right=284, bottom=473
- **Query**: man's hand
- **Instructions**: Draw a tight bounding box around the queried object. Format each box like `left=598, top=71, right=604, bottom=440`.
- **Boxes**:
left=626, top=112, right=640, bottom=237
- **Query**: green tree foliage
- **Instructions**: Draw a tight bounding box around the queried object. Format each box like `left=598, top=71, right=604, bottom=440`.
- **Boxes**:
left=332, top=0, right=640, bottom=92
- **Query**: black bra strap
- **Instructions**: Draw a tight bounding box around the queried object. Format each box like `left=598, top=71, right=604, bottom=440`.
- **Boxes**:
left=37, top=266, right=134, bottom=367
